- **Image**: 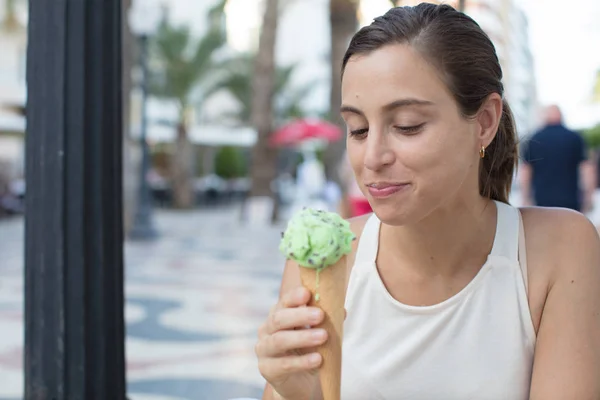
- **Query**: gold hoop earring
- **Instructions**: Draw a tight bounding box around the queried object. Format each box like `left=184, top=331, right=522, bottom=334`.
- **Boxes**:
left=480, top=146, right=486, bottom=159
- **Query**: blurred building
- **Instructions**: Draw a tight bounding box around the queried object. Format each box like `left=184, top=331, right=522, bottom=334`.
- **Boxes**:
left=502, top=2, right=539, bottom=136
left=401, top=0, right=539, bottom=137
left=0, top=0, right=27, bottom=180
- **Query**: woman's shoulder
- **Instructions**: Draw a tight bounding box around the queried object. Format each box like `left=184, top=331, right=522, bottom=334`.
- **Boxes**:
left=520, top=207, right=598, bottom=252
left=520, top=206, right=600, bottom=282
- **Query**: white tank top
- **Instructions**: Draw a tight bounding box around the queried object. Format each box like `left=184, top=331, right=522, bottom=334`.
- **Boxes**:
left=341, top=201, right=536, bottom=399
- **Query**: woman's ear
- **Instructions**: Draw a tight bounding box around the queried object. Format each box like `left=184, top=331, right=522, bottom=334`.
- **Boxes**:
left=477, top=93, right=503, bottom=147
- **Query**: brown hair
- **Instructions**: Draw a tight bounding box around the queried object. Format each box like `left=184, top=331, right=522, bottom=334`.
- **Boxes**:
left=342, top=3, right=517, bottom=203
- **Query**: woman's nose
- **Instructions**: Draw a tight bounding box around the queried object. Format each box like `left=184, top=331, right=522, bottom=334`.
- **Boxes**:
left=363, top=131, right=395, bottom=171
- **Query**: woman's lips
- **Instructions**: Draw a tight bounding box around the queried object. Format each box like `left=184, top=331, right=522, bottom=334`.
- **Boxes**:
left=366, top=183, right=410, bottom=199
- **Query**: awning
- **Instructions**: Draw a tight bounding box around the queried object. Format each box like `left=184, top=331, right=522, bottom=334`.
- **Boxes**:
left=130, top=123, right=258, bottom=147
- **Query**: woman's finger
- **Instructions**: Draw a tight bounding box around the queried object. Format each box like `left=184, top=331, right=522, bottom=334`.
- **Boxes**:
left=278, top=287, right=311, bottom=310
left=258, top=352, right=322, bottom=381
left=257, top=328, right=328, bottom=357
left=266, top=306, right=324, bottom=335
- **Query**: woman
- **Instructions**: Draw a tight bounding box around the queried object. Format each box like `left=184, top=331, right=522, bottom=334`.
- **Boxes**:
left=255, top=4, right=600, bottom=399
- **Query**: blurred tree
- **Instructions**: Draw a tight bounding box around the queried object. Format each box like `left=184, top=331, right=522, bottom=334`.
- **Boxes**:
left=212, top=54, right=314, bottom=125
left=247, top=0, right=280, bottom=221
left=325, top=0, right=358, bottom=186
left=214, top=146, right=247, bottom=179
left=593, top=69, right=600, bottom=103
left=458, top=0, right=466, bottom=12
left=149, top=0, right=228, bottom=208
left=583, top=124, right=600, bottom=150
left=151, top=145, right=172, bottom=177
left=391, top=0, right=401, bottom=6
left=194, top=147, right=204, bottom=177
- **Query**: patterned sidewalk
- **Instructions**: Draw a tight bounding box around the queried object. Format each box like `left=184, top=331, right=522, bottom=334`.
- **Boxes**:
left=0, top=206, right=285, bottom=400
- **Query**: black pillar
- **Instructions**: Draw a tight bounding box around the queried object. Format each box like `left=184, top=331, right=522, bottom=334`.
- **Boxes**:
left=24, top=0, right=126, bottom=399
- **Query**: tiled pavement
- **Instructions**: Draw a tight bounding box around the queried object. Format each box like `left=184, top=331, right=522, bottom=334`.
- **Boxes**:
left=0, top=205, right=286, bottom=400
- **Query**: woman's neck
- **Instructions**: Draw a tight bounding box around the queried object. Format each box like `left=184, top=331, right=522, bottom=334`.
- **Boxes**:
left=381, top=196, right=497, bottom=278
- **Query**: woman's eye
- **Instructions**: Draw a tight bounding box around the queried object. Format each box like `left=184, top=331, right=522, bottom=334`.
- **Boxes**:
left=394, top=123, right=425, bottom=134
left=349, top=128, right=368, bottom=139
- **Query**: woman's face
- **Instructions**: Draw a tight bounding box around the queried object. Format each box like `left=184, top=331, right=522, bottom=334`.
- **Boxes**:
left=341, top=44, right=483, bottom=226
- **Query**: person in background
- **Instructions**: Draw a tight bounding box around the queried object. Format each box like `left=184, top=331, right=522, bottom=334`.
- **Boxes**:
left=296, top=148, right=326, bottom=200
left=520, top=105, right=596, bottom=212
left=290, top=147, right=329, bottom=213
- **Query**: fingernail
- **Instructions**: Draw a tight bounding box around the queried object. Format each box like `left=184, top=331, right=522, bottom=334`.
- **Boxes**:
left=308, top=353, right=320, bottom=364
left=309, top=309, right=322, bottom=322
left=312, top=329, right=326, bottom=340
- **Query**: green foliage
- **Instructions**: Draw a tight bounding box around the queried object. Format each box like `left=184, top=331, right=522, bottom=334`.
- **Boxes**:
left=195, top=150, right=204, bottom=177
left=583, top=124, right=600, bottom=149
left=214, top=146, right=247, bottom=179
left=209, top=54, right=254, bottom=123
left=594, top=69, right=600, bottom=103
left=148, top=2, right=315, bottom=133
left=211, top=55, right=317, bottom=125
left=149, top=3, right=228, bottom=111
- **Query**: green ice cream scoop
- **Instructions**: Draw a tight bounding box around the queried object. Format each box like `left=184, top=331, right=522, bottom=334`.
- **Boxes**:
left=279, top=208, right=356, bottom=269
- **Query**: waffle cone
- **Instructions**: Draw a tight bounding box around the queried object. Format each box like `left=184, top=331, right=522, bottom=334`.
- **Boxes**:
left=299, top=257, right=347, bottom=400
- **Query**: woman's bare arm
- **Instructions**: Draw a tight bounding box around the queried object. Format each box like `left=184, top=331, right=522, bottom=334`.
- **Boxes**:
left=528, top=210, right=600, bottom=399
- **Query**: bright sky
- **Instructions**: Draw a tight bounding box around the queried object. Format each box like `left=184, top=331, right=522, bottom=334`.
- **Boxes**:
left=164, top=0, right=600, bottom=129
left=225, top=0, right=261, bottom=51
left=520, top=0, right=600, bottom=129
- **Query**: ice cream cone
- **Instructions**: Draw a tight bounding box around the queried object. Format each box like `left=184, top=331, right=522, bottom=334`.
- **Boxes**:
left=299, top=256, right=347, bottom=400
left=279, top=208, right=354, bottom=399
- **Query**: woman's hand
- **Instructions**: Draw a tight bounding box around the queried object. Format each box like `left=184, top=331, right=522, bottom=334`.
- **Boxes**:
left=256, top=287, right=328, bottom=400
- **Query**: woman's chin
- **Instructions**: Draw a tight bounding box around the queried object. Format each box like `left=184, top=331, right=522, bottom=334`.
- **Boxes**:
left=371, top=204, right=413, bottom=226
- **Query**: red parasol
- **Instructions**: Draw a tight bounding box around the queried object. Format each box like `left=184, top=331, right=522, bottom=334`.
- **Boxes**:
left=270, top=119, right=343, bottom=147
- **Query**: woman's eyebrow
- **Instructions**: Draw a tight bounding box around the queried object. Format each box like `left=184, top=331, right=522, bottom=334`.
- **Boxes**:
left=382, top=98, right=434, bottom=112
left=340, top=98, right=434, bottom=115
left=340, top=105, right=363, bottom=116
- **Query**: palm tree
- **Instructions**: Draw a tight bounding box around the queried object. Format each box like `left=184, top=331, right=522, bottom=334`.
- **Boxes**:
left=149, top=1, right=228, bottom=208
left=325, top=0, right=358, bottom=185
left=213, top=55, right=315, bottom=125
left=247, top=0, right=280, bottom=221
